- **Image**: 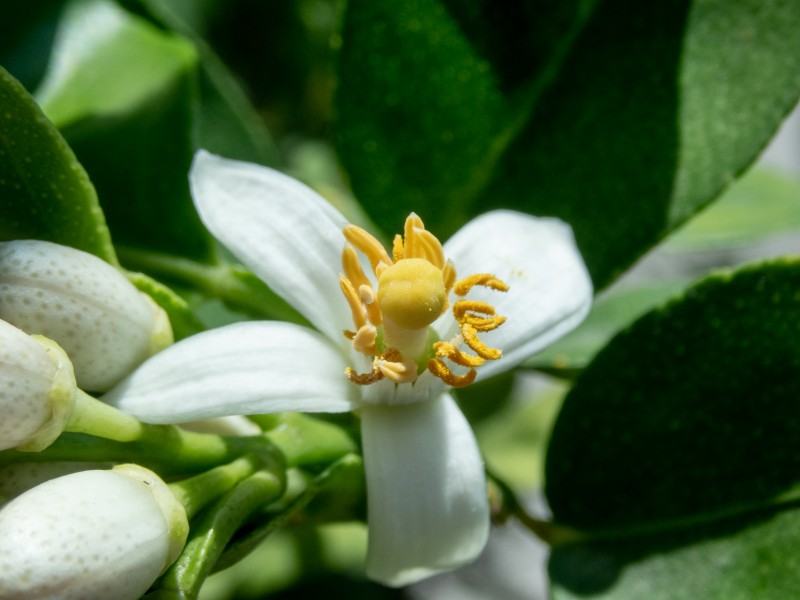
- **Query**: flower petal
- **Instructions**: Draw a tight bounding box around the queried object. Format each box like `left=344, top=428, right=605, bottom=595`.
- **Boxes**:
left=190, top=150, right=351, bottom=343
left=441, top=210, right=592, bottom=380
left=103, top=322, right=356, bottom=423
left=360, top=393, right=489, bottom=587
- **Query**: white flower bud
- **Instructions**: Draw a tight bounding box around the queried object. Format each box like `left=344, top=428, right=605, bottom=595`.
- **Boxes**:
left=0, top=464, right=189, bottom=600
left=0, top=240, right=173, bottom=391
left=0, top=462, right=112, bottom=502
left=0, top=320, right=76, bottom=452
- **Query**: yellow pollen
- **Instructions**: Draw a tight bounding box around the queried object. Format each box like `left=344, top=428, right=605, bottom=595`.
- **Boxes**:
left=339, top=213, right=509, bottom=391
left=454, top=273, right=509, bottom=296
left=427, top=359, right=477, bottom=388
left=377, top=258, right=446, bottom=330
left=434, top=341, right=485, bottom=367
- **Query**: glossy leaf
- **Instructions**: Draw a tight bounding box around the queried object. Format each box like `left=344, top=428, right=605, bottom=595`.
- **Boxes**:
left=0, top=66, right=116, bottom=262
left=545, top=258, right=800, bottom=532
left=335, top=0, right=800, bottom=287
left=129, top=0, right=281, bottom=165
left=36, top=0, right=213, bottom=261
left=550, top=506, right=800, bottom=599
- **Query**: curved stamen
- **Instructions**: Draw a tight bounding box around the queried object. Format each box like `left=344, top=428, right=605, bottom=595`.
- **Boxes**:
left=427, top=359, right=477, bottom=388
left=434, top=341, right=485, bottom=367
left=453, top=273, right=509, bottom=296
left=344, top=225, right=393, bottom=274
left=461, top=323, right=502, bottom=361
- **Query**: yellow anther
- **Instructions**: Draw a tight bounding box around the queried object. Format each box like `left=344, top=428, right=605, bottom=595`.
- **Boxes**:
left=393, top=234, right=404, bottom=263
left=378, top=258, right=446, bottom=330
left=339, top=276, right=366, bottom=329
left=403, top=213, right=426, bottom=260
left=434, top=341, right=485, bottom=367
left=378, top=357, right=417, bottom=384
left=342, top=245, right=371, bottom=290
left=443, top=259, right=457, bottom=295
left=416, top=229, right=446, bottom=269
left=453, top=273, right=509, bottom=296
left=353, top=324, right=378, bottom=355
left=427, top=359, right=477, bottom=388
left=344, top=225, right=393, bottom=274
left=461, top=323, right=502, bottom=361
left=346, top=366, right=384, bottom=385
left=453, top=300, right=496, bottom=321
left=461, top=314, right=507, bottom=332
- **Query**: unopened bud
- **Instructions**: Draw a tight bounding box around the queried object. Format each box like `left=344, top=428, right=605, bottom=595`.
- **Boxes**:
left=0, top=464, right=189, bottom=599
left=0, top=240, right=173, bottom=391
left=0, top=319, right=76, bottom=452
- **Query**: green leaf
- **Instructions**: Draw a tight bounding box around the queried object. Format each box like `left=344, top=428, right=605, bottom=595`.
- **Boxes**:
left=667, top=167, right=800, bottom=252
left=528, top=279, right=689, bottom=372
left=545, top=258, right=800, bottom=532
left=335, top=0, right=800, bottom=287
left=531, top=166, right=800, bottom=372
left=128, top=0, right=281, bottom=165
left=0, top=65, right=116, bottom=262
left=35, top=0, right=214, bottom=261
left=550, top=506, right=800, bottom=599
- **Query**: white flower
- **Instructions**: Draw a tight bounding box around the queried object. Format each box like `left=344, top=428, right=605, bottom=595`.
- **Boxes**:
left=0, top=464, right=188, bottom=600
left=104, top=150, right=593, bottom=586
left=0, top=319, right=76, bottom=452
left=0, top=239, right=173, bottom=391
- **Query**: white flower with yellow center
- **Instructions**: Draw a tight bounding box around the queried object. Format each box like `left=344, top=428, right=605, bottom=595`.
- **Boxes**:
left=105, top=150, right=593, bottom=586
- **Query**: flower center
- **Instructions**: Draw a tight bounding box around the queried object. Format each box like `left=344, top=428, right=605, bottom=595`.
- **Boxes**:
left=339, top=213, right=508, bottom=388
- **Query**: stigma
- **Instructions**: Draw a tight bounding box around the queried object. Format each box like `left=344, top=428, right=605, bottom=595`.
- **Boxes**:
left=339, top=214, right=508, bottom=388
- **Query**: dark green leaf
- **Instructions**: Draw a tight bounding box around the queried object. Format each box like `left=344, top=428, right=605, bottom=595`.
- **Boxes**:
left=335, top=0, right=800, bottom=287
left=545, top=258, right=800, bottom=532
left=129, top=0, right=281, bottom=165
left=550, top=505, right=800, bottom=599
left=36, top=0, right=214, bottom=261
left=0, top=65, right=116, bottom=262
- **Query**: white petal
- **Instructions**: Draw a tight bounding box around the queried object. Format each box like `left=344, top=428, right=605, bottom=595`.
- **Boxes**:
left=190, top=150, right=352, bottom=343
left=360, top=393, right=489, bottom=587
left=441, top=210, right=592, bottom=380
left=104, top=321, right=356, bottom=423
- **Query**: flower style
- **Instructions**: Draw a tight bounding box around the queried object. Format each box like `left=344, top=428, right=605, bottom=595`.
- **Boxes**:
left=104, top=150, right=593, bottom=586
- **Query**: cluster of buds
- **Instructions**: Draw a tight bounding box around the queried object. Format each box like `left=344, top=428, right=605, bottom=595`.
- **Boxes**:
left=0, top=240, right=183, bottom=597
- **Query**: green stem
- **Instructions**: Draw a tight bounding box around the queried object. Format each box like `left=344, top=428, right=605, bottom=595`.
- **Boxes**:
left=169, top=453, right=283, bottom=520
left=0, top=428, right=276, bottom=477
left=64, top=390, right=144, bottom=442
left=117, top=246, right=306, bottom=324
left=487, top=467, right=582, bottom=546
left=258, top=413, right=359, bottom=469
left=146, top=469, right=285, bottom=599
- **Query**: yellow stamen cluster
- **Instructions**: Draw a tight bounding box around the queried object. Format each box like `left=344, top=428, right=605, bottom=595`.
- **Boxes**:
left=339, top=214, right=508, bottom=388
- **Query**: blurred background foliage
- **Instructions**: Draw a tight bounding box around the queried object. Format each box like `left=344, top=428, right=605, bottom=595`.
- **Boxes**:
left=3, top=0, right=800, bottom=598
